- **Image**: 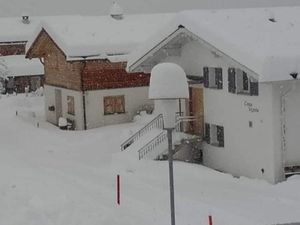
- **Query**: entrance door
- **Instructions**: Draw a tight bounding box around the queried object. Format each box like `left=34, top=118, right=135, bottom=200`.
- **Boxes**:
left=285, top=86, right=300, bottom=166
left=55, top=89, right=62, bottom=125
left=187, top=86, right=204, bottom=135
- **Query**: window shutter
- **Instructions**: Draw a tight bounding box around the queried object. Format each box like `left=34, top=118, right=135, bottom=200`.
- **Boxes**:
left=217, top=126, right=224, bottom=147
left=250, top=81, right=259, bottom=96
left=205, top=123, right=210, bottom=144
left=243, top=71, right=249, bottom=91
left=228, top=68, right=236, bottom=93
left=215, top=67, right=223, bottom=89
left=203, top=67, right=209, bottom=88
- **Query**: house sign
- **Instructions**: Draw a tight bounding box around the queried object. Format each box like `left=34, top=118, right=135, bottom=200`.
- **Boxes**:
left=243, top=100, right=259, bottom=113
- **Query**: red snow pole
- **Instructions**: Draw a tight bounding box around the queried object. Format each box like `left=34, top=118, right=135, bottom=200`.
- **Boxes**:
left=208, top=215, right=213, bottom=225
left=117, top=174, right=120, bottom=205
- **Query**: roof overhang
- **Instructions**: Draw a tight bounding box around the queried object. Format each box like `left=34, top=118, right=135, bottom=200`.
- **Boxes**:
left=127, top=25, right=260, bottom=80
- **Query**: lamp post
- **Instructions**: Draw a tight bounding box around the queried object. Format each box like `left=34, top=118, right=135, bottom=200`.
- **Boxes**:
left=149, top=63, right=189, bottom=225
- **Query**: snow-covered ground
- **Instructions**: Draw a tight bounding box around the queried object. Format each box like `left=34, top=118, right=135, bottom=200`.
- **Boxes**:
left=0, top=94, right=300, bottom=225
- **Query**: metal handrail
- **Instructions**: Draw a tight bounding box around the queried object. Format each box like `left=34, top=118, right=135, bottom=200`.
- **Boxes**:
left=175, top=115, right=196, bottom=132
left=121, top=114, right=164, bottom=151
left=138, top=131, right=167, bottom=160
left=137, top=115, right=197, bottom=159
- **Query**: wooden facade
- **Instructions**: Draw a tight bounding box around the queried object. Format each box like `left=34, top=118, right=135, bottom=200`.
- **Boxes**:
left=0, top=42, right=26, bottom=56
left=26, top=29, right=149, bottom=91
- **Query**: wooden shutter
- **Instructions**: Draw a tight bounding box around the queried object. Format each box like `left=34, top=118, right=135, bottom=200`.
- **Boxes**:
left=215, top=67, right=223, bottom=89
left=217, top=126, right=224, bottom=147
left=205, top=123, right=210, bottom=144
left=250, top=81, right=259, bottom=96
left=115, top=95, right=125, bottom=113
left=104, top=96, right=115, bottom=115
left=243, top=71, right=249, bottom=91
left=228, top=68, right=236, bottom=93
left=203, top=67, right=209, bottom=88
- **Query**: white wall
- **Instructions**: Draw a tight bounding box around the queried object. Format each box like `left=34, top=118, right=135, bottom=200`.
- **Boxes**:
left=85, top=86, right=152, bottom=129
left=272, top=80, right=300, bottom=181
left=162, top=41, right=280, bottom=183
left=44, top=85, right=84, bottom=130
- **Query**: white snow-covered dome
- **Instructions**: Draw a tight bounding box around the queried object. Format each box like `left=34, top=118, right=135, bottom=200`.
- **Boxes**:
left=149, top=63, right=189, bottom=99
left=110, top=2, right=124, bottom=20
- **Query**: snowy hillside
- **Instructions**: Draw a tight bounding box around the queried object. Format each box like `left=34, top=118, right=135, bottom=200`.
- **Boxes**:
left=0, top=94, right=300, bottom=225
left=1, top=0, right=300, bottom=17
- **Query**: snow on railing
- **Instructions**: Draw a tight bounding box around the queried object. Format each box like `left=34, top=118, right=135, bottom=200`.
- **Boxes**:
left=137, top=115, right=196, bottom=160
left=138, top=131, right=167, bottom=160
left=121, top=114, right=164, bottom=151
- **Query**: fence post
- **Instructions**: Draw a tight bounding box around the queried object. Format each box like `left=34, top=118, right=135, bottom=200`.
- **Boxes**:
left=117, top=175, right=120, bottom=205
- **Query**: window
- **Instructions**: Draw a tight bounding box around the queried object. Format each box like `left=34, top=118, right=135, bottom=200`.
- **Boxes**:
left=67, top=96, right=75, bottom=115
left=203, top=67, right=223, bottom=89
left=104, top=95, right=125, bottom=115
left=204, top=123, right=224, bottom=147
left=228, top=68, right=259, bottom=96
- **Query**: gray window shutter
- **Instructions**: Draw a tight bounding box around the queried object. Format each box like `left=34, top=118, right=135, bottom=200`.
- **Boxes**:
left=243, top=71, right=249, bottom=91
left=250, top=81, right=259, bottom=96
left=203, top=67, right=209, bottom=88
left=215, top=67, right=223, bottom=89
left=228, top=68, right=236, bottom=93
left=217, top=126, right=224, bottom=147
left=205, top=123, right=210, bottom=144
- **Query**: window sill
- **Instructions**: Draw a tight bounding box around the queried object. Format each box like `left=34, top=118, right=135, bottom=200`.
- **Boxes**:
left=104, top=112, right=127, bottom=116
left=210, top=142, right=224, bottom=148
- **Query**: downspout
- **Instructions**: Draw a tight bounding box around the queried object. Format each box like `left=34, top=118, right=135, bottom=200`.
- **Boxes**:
left=280, top=80, right=296, bottom=176
left=81, top=59, right=88, bottom=130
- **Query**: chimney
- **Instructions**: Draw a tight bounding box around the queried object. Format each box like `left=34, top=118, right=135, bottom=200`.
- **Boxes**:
left=110, top=2, right=124, bottom=20
left=21, top=13, right=30, bottom=24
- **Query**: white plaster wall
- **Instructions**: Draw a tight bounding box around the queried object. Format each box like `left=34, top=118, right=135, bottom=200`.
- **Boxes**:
left=44, top=85, right=84, bottom=130
left=272, top=80, right=300, bottom=178
left=44, top=85, right=57, bottom=126
left=163, top=41, right=278, bottom=183
left=85, top=86, right=153, bottom=129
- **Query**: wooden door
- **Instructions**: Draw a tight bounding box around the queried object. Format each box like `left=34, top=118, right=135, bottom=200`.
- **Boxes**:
left=190, top=86, right=204, bottom=136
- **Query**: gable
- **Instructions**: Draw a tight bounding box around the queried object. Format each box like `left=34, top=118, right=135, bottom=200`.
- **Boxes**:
left=127, top=27, right=259, bottom=80
left=26, top=29, right=66, bottom=60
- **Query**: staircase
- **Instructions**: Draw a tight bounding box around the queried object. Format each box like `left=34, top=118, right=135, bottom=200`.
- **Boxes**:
left=121, top=114, right=163, bottom=151
left=121, top=113, right=202, bottom=161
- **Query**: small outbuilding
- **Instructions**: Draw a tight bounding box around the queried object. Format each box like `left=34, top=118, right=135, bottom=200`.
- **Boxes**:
left=0, top=55, right=44, bottom=93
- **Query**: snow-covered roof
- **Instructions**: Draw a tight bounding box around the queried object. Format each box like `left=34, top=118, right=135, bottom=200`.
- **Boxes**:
left=0, top=55, right=44, bottom=77
left=26, top=13, right=174, bottom=61
left=128, top=6, right=300, bottom=82
left=0, top=16, right=41, bottom=43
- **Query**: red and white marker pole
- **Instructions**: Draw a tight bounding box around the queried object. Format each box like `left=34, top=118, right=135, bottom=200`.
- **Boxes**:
left=208, top=215, right=213, bottom=225
left=117, top=174, right=120, bottom=205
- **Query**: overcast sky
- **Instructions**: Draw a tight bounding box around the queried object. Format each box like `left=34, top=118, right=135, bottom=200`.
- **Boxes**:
left=1, top=0, right=300, bottom=17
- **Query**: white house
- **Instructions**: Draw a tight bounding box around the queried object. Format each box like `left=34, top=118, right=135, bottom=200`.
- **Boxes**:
left=127, top=7, right=300, bottom=184
left=26, top=13, right=174, bottom=130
